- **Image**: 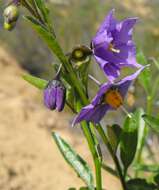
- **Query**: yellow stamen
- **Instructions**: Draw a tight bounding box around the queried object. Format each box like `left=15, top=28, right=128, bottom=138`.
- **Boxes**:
left=104, top=89, right=123, bottom=109
left=108, top=43, right=120, bottom=53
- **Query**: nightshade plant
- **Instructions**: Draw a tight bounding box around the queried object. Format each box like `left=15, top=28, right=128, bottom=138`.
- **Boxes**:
left=2, top=1, right=159, bottom=190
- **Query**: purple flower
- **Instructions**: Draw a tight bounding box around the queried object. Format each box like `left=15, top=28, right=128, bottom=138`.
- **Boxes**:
left=91, top=9, right=141, bottom=81
left=72, top=67, right=145, bottom=126
left=44, top=79, right=66, bottom=112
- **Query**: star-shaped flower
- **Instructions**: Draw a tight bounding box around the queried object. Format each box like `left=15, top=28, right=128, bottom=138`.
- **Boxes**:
left=72, top=67, right=145, bottom=126
left=92, top=9, right=141, bottom=81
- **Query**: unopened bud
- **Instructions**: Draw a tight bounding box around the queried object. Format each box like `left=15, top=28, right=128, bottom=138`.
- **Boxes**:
left=44, top=80, right=66, bottom=112
left=70, top=45, right=92, bottom=63
left=3, top=5, right=19, bottom=31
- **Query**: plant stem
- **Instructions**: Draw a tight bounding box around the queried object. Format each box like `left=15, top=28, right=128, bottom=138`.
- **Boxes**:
left=88, top=74, right=101, bottom=86
left=95, top=124, right=127, bottom=190
left=81, top=122, right=102, bottom=190
left=76, top=99, right=102, bottom=190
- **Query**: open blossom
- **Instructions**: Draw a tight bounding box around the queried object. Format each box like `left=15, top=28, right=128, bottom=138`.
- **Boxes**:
left=44, top=79, right=66, bottom=112
left=72, top=67, right=145, bottom=126
left=91, top=9, right=141, bottom=81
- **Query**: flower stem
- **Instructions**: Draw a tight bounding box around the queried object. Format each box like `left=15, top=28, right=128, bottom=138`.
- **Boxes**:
left=95, top=124, right=127, bottom=190
left=76, top=98, right=102, bottom=189
left=81, top=122, right=102, bottom=190
left=88, top=74, right=101, bottom=86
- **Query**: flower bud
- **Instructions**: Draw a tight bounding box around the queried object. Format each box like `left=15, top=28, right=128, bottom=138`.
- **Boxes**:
left=70, top=45, right=92, bottom=63
left=3, top=22, right=16, bottom=31
left=3, top=5, right=19, bottom=31
left=43, top=80, right=66, bottom=112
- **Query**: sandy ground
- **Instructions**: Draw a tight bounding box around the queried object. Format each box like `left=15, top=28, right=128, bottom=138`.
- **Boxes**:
left=0, top=47, right=120, bottom=190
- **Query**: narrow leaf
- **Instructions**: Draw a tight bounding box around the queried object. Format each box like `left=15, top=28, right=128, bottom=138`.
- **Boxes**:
left=102, top=163, right=118, bottom=178
left=52, top=132, right=94, bottom=189
left=107, top=124, right=122, bottom=153
left=134, top=164, right=159, bottom=173
left=34, top=0, right=49, bottom=23
left=24, top=16, right=68, bottom=66
left=137, top=51, right=151, bottom=93
left=120, top=115, right=138, bottom=173
left=126, top=178, right=157, bottom=190
left=23, top=74, right=47, bottom=89
left=142, top=114, right=159, bottom=133
left=154, top=173, right=159, bottom=186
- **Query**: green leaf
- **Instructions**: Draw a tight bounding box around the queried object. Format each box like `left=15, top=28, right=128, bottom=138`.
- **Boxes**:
left=120, top=115, right=138, bottom=173
left=34, top=0, right=50, bottom=23
left=134, top=164, right=159, bottom=173
left=23, top=74, right=47, bottom=89
left=24, top=16, right=68, bottom=66
left=102, top=163, right=118, bottom=178
left=68, top=188, right=76, bottom=190
left=126, top=178, right=157, bottom=190
left=52, top=132, right=94, bottom=189
left=154, top=173, right=159, bottom=186
left=137, top=51, right=151, bottom=93
left=107, top=124, right=122, bottom=153
left=142, top=114, right=159, bottom=133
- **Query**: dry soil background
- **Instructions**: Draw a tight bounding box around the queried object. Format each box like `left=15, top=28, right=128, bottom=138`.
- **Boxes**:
left=0, top=47, right=120, bottom=190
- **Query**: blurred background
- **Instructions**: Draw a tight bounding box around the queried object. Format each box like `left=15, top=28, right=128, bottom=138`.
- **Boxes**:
left=0, top=0, right=159, bottom=190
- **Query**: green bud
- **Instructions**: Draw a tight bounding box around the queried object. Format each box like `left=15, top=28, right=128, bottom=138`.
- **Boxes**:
left=70, top=45, right=92, bottom=63
left=4, top=21, right=16, bottom=31
left=3, top=5, right=19, bottom=30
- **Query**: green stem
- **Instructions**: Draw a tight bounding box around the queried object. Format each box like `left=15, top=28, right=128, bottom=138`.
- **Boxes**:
left=81, top=122, right=102, bottom=190
left=96, top=124, right=127, bottom=190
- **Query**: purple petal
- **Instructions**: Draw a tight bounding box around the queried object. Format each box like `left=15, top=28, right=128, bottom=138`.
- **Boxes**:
left=72, top=104, right=110, bottom=126
left=97, top=9, right=117, bottom=34
left=115, top=18, right=138, bottom=43
left=103, top=63, right=120, bottom=82
left=92, top=31, right=112, bottom=50
left=117, top=66, right=146, bottom=98
left=56, top=86, right=66, bottom=112
left=92, top=82, right=112, bottom=106
left=116, top=41, right=141, bottom=68
left=44, top=87, right=56, bottom=110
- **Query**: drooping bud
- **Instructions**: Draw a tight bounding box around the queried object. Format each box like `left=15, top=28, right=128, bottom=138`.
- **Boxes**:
left=69, top=45, right=92, bottom=64
left=3, top=4, right=19, bottom=31
left=43, top=79, right=66, bottom=112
